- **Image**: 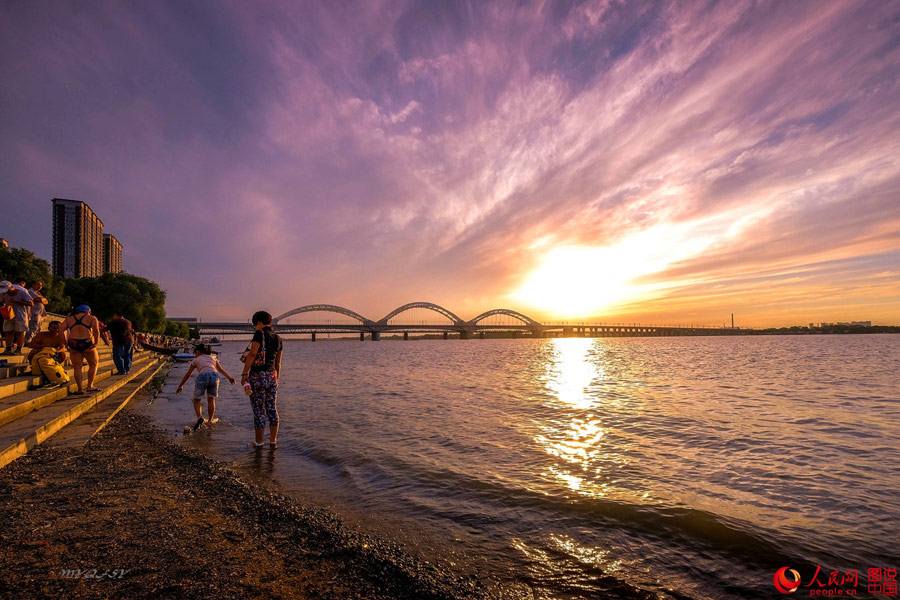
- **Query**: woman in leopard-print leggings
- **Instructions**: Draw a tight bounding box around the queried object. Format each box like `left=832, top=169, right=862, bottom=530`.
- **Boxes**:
left=240, top=311, right=283, bottom=448
left=249, top=370, right=278, bottom=430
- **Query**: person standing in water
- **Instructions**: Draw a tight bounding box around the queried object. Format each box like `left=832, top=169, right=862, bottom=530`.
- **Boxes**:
left=240, top=311, right=282, bottom=448
left=175, top=343, right=235, bottom=430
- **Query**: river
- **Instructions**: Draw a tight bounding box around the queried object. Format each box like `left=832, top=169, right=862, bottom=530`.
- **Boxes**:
left=140, top=334, right=900, bottom=599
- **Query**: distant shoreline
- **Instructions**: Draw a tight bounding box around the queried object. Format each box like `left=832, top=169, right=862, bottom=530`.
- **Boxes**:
left=748, top=325, right=900, bottom=335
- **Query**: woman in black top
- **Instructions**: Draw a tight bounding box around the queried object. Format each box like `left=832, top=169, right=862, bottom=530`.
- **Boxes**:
left=59, top=305, right=101, bottom=394
left=240, top=311, right=283, bottom=447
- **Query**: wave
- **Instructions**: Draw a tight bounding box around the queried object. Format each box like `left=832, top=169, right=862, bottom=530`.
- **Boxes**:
left=290, top=438, right=821, bottom=576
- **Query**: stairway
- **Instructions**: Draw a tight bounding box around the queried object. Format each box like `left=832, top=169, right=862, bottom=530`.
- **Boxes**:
left=0, top=343, right=166, bottom=468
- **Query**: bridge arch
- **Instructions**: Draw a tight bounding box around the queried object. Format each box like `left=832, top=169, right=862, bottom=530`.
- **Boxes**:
left=467, top=308, right=542, bottom=328
left=377, top=302, right=466, bottom=326
left=275, top=304, right=374, bottom=326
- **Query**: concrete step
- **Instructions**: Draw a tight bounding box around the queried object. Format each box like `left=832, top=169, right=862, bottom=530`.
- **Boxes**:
left=0, top=363, right=29, bottom=380
left=0, top=346, right=116, bottom=380
left=0, top=349, right=151, bottom=401
left=0, top=357, right=162, bottom=469
left=0, top=353, right=154, bottom=427
left=46, top=361, right=168, bottom=448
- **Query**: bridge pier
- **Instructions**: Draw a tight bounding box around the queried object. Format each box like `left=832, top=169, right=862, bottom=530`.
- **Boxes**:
left=479, top=331, right=484, bottom=339
left=360, top=332, right=365, bottom=342
left=371, top=332, right=381, bottom=341
left=443, top=332, right=448, bottom=340
left=460, top=330, right=469, bottom=340
left=311, top=332, right=316, bottom=342
left=404, top=332, right=408, bottom=341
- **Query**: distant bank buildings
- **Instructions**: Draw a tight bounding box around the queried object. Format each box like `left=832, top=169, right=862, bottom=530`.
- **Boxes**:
left=810, top=321, right=872, bottom=327
left=51, top=198, right=123, bottom=278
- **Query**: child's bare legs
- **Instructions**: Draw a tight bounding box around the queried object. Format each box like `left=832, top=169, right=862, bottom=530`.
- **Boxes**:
left=207, top=396, right=216, bottom=421
left=192, top=397, right=203, bottom=419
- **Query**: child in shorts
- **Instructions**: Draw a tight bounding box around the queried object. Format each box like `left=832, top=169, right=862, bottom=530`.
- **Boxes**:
left=176, top=343, right=235, bottom=430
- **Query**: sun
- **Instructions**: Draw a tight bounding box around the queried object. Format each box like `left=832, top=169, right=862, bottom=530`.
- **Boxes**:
left=511, top=245, right=643, bottom=317
left=510, top=226, right=702, bottom=318
left=510, top=220, right=724, bottom=319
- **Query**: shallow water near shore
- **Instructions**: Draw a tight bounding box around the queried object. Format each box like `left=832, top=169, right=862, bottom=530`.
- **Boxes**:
left=141, top=334, right=900, bottom=599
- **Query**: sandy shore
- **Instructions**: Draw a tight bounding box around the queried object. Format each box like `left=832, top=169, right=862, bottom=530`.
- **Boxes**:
left=0, top=398, right=495, bottom=599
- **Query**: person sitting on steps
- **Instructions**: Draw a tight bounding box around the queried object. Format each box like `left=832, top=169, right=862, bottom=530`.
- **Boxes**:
left=26, top=320, right=67, bottom=366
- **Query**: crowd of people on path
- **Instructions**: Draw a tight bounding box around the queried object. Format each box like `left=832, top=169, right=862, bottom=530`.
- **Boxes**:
left=3, top=278, right=283, bottom=449
left=1, top=279, right=153, bottom=394
left=176, top=310, right=282, bottom=449
left=137, top=333, right=178, bottom=348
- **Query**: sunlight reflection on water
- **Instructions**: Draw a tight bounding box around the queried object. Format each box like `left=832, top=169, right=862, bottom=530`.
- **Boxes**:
left=544, top=338, right=598, bottom=409
left=147, top=334, right=900, bottom=600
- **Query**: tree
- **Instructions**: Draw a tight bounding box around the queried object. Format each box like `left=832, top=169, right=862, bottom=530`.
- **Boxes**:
left=1, top=245, right=179, bottom=334
left=164, top=320, right=190, bottom=339
left=64, top=273, right=167, bottom=333
left=0, top=245, right=69, bottom=311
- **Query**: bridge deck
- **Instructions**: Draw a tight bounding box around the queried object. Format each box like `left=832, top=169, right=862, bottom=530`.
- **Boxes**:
left=195, top=322, right=747, bottom=337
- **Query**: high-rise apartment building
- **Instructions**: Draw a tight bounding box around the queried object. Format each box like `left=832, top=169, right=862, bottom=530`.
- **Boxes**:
left=103, top=234, right=123, bottom=274
left=51, top=199, right=106, bottom=278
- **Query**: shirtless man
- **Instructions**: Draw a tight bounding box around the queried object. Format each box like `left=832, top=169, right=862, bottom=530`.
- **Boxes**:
left=26, top=320, right=67, bottom=365
left=59, top=305, right=101, bottom=394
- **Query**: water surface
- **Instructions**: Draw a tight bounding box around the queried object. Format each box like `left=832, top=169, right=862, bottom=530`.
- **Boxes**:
left=143, top=335, right=900, bottom=599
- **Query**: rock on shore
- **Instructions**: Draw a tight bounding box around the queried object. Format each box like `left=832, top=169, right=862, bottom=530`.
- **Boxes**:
left=0, top=410, right=495, bottom=600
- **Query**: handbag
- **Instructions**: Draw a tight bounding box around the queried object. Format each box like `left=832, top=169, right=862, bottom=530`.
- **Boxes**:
left=252, top=330, right=267, bottom=368
left=0, top=303, right=13, bottom=320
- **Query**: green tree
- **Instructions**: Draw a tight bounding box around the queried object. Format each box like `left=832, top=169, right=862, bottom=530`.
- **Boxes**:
left=164, top=319, right=190, bottom=339
left=0, top=245, right=69, bottom=312
left=64, top=272, right=167, bottom=333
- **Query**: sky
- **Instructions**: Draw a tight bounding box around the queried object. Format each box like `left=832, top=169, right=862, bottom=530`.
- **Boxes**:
left=1, top=0, right=899, bottom=327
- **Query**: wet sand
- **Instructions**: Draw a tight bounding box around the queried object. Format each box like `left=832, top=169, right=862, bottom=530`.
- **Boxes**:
left=0, top=404, right=494, bottom=599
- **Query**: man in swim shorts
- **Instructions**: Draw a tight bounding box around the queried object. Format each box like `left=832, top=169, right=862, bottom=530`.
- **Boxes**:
left=1, top=280, right=34, bottom=355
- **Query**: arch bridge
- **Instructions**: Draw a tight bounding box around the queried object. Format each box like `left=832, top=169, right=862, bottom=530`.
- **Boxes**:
left=193, top=302, right=748, bottom=340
